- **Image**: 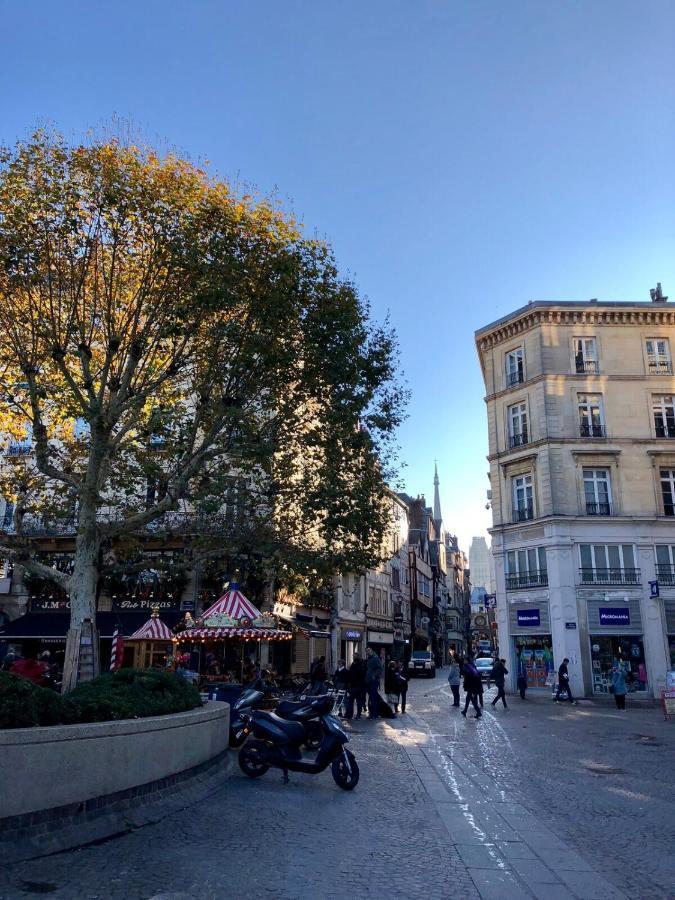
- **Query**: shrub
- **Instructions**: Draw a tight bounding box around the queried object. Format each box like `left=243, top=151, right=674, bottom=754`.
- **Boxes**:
left=0, top=668, right=201, bottom=729
left=62, top=668, right=202, bottom=724
left=0, top=672, right=63, bottom=729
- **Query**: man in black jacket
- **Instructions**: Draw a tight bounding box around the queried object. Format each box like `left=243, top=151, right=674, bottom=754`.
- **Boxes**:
left=345, top=652, right=366, bottom=719
left=490, top=659, right=509, bottom=709
left=555, top=658, right=577, bottom=704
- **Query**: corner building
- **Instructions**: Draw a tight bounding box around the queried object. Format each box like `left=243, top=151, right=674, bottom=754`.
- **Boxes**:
left=476, top=300, right=675, bottom=699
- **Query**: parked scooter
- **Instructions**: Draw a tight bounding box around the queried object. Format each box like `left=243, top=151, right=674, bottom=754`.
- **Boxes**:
left=238, top=706, right=359, bottom=790
left=229, top=685, right=326, bottom=751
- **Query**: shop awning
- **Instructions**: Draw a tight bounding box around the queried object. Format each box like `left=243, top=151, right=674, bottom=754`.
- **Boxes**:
left=0, top=611, right=183, bottom=641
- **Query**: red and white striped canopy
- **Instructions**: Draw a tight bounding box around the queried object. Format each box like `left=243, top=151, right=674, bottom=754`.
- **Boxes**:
left=173, top=626, right=292, bottom=642
left=128, top=616, right=174, bottom=641
left=201, top=585, right=261, bottom=622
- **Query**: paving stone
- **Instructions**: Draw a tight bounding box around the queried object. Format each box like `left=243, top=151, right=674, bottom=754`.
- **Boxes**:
left=454, top=843, right=506, bottom=870
left=468, top=867, right=532, bottom=899
left=495, top=841, right=538, bottom=860
left=509, top=857, right=562, bottom=883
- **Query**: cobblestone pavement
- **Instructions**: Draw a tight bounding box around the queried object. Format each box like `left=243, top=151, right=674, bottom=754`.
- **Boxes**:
left=0, top=677, right=673, bottom=900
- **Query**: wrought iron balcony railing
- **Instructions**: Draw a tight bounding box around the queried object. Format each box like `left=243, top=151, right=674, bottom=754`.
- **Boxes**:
left=505, top=571, right=548, bottom=590
left=575, top=359, right=598, bottom=373
left=507, top=371, right=524, bottom=387
left=580, top=423, right=605, bottom=438
left=655, top=423, right=675, bottom=438
left=585, top=502, right=613, bottom=516
left=656, top=565, right=675, bottom=585
left=648, top=360, right=673, bottom=374
left=508, top=431, right=529, bottom=449
left=579, top=568, right=641, bottom=585
left=663, top=503, right=675, bottom=517
left=512, top=504, right=534, bottom=523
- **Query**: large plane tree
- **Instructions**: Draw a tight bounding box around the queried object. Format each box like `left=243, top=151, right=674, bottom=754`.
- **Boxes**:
left=0, top=132, right=404, bottom=687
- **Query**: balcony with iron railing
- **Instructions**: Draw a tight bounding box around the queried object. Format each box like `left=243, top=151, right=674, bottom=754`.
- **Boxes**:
left=512, top=503, right=534, bottom=523
left=505, top=570, right=548, bottom=590
left=575, top=358, right=599, bottom=374
left=580, top=423, right=605, bottom=438
left=663, top=502, right=675, bottom=518
left=656, top=564, right=675, bottom=585
left=655, top=422, right=675, bottom=438
left=507, top=371, right=524, bottom=387
left=648, top=359, right=673, bottom=374
left=579, top=568, right=641, bottom=585
left=508, top=431, right=529, bottom=449
left=585, top=501, right=613, bottom=516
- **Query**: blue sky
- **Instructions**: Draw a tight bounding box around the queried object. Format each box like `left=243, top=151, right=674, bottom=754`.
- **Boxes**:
left=1, top=1, right=674, bottom=552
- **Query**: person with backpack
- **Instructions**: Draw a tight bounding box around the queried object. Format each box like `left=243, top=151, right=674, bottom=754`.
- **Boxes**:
left=385, top=660, right=401, bottom=715
left=490, top=658, right=509, bottom=709
left=461, top=654, right=482, bottom=718
left=447, top=652, right=461, bottom=707
left=345, top=652, right=366, bottom=719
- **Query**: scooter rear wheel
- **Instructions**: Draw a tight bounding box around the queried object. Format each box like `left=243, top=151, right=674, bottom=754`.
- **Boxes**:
left=239, top=740, right=269, bottom=778
left=331, top=749, right=359, bottom=791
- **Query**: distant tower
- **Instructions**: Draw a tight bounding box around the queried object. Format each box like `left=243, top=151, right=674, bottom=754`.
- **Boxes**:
left=433, top=462, right=442, bottom=522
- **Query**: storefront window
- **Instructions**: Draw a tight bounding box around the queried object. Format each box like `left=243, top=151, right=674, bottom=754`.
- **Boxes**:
left=590, top=636, right=648, bottom=693
left=514, top=637, right=554, bottom=688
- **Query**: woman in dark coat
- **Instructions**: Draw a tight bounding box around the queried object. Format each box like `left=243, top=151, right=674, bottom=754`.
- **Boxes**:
left=385, top=661, right=401, bottom=714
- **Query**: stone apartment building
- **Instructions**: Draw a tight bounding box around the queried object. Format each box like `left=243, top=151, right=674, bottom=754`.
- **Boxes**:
left=476, top=297, right=675, bottom=699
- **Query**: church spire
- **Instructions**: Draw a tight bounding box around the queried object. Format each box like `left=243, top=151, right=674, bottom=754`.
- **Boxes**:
left=433, top=461, right=442, bottom=523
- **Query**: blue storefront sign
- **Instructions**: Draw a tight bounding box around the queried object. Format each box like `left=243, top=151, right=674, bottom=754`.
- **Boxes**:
left=517, top=609, right=540, bottom=627
left=599, top=607, right=630, bottom=626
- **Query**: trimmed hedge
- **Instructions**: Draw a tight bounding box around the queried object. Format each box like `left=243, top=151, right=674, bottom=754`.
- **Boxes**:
left=0, top=668, right=202, bottom=730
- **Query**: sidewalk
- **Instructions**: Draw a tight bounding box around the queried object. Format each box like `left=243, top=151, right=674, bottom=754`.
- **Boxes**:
left=391, top=709, right=628, bottom=900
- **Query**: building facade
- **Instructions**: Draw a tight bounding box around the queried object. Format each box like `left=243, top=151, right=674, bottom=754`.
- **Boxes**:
left=476, top=299, right=675, bottom=698
left=469, top=536, right=494, bottom=594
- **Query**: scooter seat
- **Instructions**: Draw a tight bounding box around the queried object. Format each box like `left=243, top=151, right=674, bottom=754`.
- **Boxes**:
left=276, top=700, right=304, bottom=716
left=254, top=710, right=306, bottom=743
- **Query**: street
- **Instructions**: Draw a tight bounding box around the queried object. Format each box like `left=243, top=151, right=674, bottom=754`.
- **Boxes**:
left=0, top=677, right=673, bottom=900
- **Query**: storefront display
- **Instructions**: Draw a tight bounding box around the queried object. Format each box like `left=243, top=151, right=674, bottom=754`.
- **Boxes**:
left=590, top=635, right=648, bottom=693
left=513, top=636, right=554, bottom=688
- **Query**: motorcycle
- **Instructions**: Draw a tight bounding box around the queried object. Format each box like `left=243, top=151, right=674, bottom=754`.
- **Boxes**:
left=229, top=685, right=326, bottom=751
left=238, top=706, right=359, bottom=790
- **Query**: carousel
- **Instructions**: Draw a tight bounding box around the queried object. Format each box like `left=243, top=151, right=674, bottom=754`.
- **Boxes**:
left=127, top=607, right=175, bottom=669
left=172, top=584, right=292, bottom=680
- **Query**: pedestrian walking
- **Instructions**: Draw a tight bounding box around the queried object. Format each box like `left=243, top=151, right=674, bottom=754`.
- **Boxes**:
left=461, top=655, right=482, bottom=718
left=610, top=663, right=628, bottom=710
left=395, top=662, right=408, bottom=713
left=333, top=659, right=350, bottom=691
left=555, top=657, right=577, bottom=704
left=345, top=652, right=366, bottom=719
left=447, top=654, right=461, bottom=707
left=309, top=655, right=327, bottom=695
left=385, top=661, right=401, bottom=714
left=365, top=647, right=383, bottom=719
left=517, top=670, right=527, bottom=700
left=490, top=658, right=509, bottom=709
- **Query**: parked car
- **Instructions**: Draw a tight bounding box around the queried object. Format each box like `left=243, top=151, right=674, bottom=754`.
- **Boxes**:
left=474, top=657, right=495, bottom=683
left=408, top=651, right=436, bottom=678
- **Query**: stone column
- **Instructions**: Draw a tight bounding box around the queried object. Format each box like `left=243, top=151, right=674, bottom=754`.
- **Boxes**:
left=547, top=541, right=587, bottom=697
left=637, top=543, right=669, bottom=698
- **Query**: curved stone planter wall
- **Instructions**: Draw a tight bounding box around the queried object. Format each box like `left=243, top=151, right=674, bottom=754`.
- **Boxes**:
left=0, top=701, right=229, bottom=821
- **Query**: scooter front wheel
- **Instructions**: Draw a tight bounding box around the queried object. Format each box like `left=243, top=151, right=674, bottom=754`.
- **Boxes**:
left=239, top=740, right=269, bottom=778
left=331, top=749, right=359, bottom=791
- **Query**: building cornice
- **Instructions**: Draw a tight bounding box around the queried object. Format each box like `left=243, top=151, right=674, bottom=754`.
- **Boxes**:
left=475, top=302, right=675, bottom=353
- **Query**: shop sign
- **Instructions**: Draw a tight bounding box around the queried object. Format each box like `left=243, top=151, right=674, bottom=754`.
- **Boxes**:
left=180, top=599, right=196, bottom=612
left=31, top=597, right=70, bottom=611
left=393, top=613, right=404, bottom=624
left=599, top=607, right=630, bottom=626
left=517, top=609, right=540, bottom=627
left=565, top=622, right=577, bottom=630
left=113, top=598, right=180, bottom=611
left=369, top=630, right=394, bottom=644
left=342, top=628, right=363, bottom=642
left=649, top=580, right=660, bottom=598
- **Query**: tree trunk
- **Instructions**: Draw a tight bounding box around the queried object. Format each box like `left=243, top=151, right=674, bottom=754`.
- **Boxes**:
left=61, top=505, right=101, bottom=692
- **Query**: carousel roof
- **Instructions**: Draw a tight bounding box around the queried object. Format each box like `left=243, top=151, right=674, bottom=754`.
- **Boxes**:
left=173, top=626, right=292, bottom=641
left=201, top=585, right=261, bottom=621
left=128, top=615, right=174, bottom=641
